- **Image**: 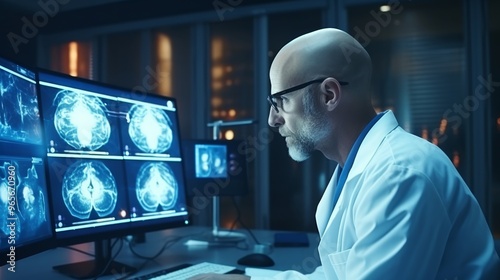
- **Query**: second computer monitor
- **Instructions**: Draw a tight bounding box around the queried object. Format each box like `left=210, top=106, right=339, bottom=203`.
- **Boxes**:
left=0, top=56, right=53, bottom=264
left=182, top=139, right=249, bottom=197
left=37, top=70, right=190, bottom=245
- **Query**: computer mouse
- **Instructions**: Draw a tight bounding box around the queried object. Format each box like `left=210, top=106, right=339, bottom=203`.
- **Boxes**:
left=237, top=253, right=275, bottom=267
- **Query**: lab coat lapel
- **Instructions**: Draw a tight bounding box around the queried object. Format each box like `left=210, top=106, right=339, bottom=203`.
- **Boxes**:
left=347, top=110, right=399, bottom=180
left=316, top=167, right=340, bottom=236
left=317, top=111, right=399, bottom=239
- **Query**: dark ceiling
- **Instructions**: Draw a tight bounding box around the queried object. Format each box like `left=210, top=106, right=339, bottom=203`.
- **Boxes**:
left=0, top=0, right=293, bottom=63
left=1, top=0, right=293, bottom=34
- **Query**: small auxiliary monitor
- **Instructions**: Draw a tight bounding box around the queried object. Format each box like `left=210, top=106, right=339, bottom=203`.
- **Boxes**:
left=181, top=139, right=249, bottom=197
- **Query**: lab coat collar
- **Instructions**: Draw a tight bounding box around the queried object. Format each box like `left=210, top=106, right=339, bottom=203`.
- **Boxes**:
left=347, top=110, right=399, bottom=180
left=316, top=110, right=399, bottom=236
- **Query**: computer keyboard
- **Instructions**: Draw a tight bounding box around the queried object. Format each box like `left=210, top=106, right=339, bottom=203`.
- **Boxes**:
left=130, top=261, right=243, bottom=280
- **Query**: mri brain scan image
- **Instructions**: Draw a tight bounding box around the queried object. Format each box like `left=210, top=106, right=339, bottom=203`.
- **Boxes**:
left=0, top=71, right=41, bottom=145
left=128, top=105, right=173, bottom=153
left=62, top=161, right=118, bottom=220
left=17, top=164, right=48, bottom=236
left=53, top=90, right=111, bottom=150
left=195, top=145, right=227, bottom=178
left=135, top=162, right=178, bottom=212
left=0, top=161, right=48, bottom=240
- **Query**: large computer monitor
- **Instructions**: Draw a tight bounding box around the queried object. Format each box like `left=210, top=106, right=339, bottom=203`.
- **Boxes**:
left=0, top=57, right=54, bottom=267
left=37, top=69, right=189, bottom=278
left=181, top=139, right=249, bottom=197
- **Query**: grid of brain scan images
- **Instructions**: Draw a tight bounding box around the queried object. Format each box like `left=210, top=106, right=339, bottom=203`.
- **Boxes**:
left=0, top=57, right=52, bottom=251
left=37, top=71, right=188, bottom=238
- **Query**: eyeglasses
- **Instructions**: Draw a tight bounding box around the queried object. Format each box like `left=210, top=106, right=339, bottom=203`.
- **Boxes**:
left=267, top=77, right=349, bottom=113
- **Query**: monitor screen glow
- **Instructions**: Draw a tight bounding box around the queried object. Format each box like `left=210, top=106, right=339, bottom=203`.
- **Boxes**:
left=182, top=139, right=249, bottom=197
left=37, top=70, right=189, bottom=245
left=0, top=57, right=53, bottom=264
left=194, top=144, right=228, bottom=179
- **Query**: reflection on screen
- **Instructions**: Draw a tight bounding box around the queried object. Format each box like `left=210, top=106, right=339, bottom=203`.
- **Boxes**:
left=194, top=144, right=227, bottom=179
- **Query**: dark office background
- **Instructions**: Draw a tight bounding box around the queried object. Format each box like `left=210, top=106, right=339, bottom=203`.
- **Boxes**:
left=0, top=0, right=498, bottom=237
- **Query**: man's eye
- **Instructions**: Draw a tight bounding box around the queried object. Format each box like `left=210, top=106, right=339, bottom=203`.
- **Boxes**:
left=274, top=97, right=283, bottom=105
left=278, top=96, right=287, bottom=101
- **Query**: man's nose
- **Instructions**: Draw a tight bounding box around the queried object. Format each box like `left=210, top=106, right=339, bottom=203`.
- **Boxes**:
left=268, top=107, right=283, bottom=128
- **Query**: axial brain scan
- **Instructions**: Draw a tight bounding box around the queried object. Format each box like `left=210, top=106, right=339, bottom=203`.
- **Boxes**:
left=53, top=90, right=111, bottom=150
left=135, top=162, right=178, bottom=212
left=62, top=161, right=118, bottom=220
left=128, top=105, right=173, bottom=153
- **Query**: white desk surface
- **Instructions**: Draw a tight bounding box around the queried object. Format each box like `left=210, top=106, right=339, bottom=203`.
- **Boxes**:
left=0, top=226, right=320, bottom=279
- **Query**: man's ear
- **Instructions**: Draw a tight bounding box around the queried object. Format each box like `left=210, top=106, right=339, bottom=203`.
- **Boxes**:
left=320, top=78, right=341, bottom=111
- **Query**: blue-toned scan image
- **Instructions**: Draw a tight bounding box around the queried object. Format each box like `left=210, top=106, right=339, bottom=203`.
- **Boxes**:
left=0, top=68, right=41, bottom=145
left=135, top=161, right=178, bottom=212
left=0, top=159, right=51, bottom=249
left=39, top=84, right=123, bottom=155
left=127, top=105, right=173, bottom=154
left=53, top=90, right=111, bottom=151
left=62, top=160, right=118, bottom=220
left=47, top=157, right=129, bottom=231
left=195, top=144, right=227, bottom=179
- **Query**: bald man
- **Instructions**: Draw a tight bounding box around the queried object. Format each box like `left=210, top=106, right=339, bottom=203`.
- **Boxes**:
left=190, top=28, right=499, bottom=279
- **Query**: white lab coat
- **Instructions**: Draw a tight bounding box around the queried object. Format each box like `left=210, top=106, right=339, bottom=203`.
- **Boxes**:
left=253, top=110, right=500, bottom=280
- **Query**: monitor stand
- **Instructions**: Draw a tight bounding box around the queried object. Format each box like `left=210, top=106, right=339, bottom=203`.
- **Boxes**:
left=210, top=196, right=246, bottom=243
left=53, top=239, right=136, bottom=279
left=190, top=196, right=247, bottom=245
left=203, top=119, right=254, bottom=245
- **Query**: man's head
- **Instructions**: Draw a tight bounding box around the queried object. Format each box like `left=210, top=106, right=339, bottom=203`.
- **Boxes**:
left=267, top=28, right=374, bottom=163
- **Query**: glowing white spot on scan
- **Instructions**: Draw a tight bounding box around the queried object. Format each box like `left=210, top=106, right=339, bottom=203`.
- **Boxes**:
left=53, top=90, right=111, bottom=150
left=128, top=105, right=173, bottom=153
